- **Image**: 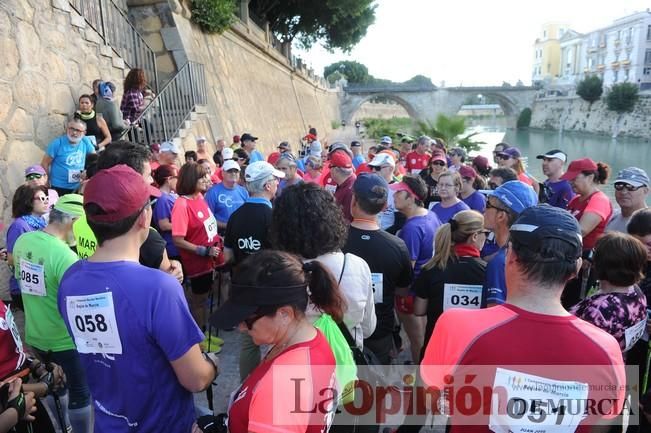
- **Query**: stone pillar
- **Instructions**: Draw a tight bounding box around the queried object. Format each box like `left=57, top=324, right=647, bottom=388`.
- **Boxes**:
left=239, top=0, right=250, bottom=23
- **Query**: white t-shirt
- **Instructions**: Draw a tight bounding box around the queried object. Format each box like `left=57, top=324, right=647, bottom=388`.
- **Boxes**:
left=305, top=252, right=376, bottom=349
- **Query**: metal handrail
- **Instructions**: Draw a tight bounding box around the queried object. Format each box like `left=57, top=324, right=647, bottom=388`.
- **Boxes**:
left=125, top=62, right=207, bottom=148
left=69, top=0, right=158, bottom=92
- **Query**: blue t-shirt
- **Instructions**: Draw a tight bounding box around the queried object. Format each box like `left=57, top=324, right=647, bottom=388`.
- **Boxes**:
left=249, top=150, right=264, bottom=163
left=46, top=136, right=95, bottom=190
left=57, top=261, right=203, bottom=433
left=545, top=179, right=575, bottom=209
left=461, top=191, right=487, bottom=213
left=152, top=192, right=179, bottom=257
left=483, top=247, right=507, bottom=305
left=398, top=211, right=442, bottom=283
left=205, top=183, right=249, bottom=224
left=431, top=200, right=470, bottom=224
left=352, top=155, right=365, bottom=170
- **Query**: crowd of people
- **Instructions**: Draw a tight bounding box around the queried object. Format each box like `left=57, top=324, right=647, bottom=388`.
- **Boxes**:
left=0, top=105, right=650, bottom=433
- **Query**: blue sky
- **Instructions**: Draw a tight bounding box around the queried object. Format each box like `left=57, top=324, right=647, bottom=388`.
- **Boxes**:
left=296, top=0, right=650, bottom=86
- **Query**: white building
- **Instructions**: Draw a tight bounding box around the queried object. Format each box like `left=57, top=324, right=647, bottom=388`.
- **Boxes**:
left=557, top=10, right=651, bottom=90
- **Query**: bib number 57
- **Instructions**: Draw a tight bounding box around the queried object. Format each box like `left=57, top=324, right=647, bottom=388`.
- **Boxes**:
left=74, top=314, right=108, bottom=333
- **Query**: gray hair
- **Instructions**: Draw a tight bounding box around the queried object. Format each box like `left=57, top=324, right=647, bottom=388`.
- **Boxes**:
left=48, top=208, right=74, bottom=225
left=247, top=174, right=274, bottom=195
left=306, top=155, right=322, bottom=170
left=68, top=117, right=87, bottom=131
left=332, top=166, right=353, bottom=177
left=278, top=153, right=297, bottom=167
left=417, top=135, right=431, bottom=146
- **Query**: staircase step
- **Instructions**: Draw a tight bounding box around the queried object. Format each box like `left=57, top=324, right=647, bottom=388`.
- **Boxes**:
left=190, top=112, right=198, bottom=121
left=100, top=45, right=113, bottom=58
left=195, top=105, right=208, bottom=114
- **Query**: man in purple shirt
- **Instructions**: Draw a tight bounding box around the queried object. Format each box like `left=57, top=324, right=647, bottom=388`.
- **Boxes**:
left=58, top=165, right=218, bottom=433
left=536, top=149, right=575, bottom=209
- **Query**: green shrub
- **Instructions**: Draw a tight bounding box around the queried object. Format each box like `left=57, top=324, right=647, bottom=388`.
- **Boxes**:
left=606, top=83, right=639, bottom=114
left=516, top=107, right=532, bottom=129
left=576, top=75, right=603, bottom=104
left=191, top=0, right=236, bottom=34
left=331, top=120, right=341, bottom=130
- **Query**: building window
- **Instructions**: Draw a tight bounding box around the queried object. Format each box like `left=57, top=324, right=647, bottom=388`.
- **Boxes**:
left=647, top=25, right=651, bottom=41
left=646, top=49, right=651, bottom=64
left=543, top=30, right=547, bottom=39
left=613, top=70, right=618, bottom=82
left=644, top=67, right=651, bottom=75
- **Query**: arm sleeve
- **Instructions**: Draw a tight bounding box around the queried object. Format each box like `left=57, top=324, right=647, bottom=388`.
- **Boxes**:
left=171, top=198, right=189, bottom=237
left=6, top=224, right=27, bottom=253
left=149, top=274, right=204, bottom=361
left=46, top=138, right=59, bottom=158
left=584, top=193, right=612, bottom=222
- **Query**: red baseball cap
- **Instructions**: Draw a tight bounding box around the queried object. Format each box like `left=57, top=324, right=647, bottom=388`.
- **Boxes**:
left=458, top=165, right=477, bottom=179
left=429, top=152, right=446, bottom=164
left=84, top=165, right=161, bottom=223
left=560, top=158, right=598, bottom=181
left=329, top=151, right=353, bottom=169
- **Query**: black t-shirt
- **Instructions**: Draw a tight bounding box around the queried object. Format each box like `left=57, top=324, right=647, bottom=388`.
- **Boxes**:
left=343, top=226, right=413, bottom=339
left=224, top=202, right=273, bottom=267
left=139, top=227, right=166, bottom=269
left=413, top=256, right=486, bottom=346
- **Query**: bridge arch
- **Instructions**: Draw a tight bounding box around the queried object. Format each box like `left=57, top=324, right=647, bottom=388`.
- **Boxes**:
left=342, top=93, right=420, bottom=123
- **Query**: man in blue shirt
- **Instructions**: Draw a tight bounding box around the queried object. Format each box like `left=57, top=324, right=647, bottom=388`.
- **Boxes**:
left=483, top=181, right=537, bottom=305
left=351, top=140, right=365, bottom=169
left=205, top=160, right=249, bottom=231
left=536, top=149, right=575, bottom=209
left=41, top=119, right=96, bottom=195
left=240, top=133, right=264, bottom=163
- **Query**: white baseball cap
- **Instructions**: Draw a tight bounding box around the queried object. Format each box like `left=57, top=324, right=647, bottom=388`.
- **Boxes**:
left=245, top=161, right=285, bottom=182
left=222, top=148, right=234, bottom=160
left=368, top=153, right=396, bottom=168
left=160, top=141, right=180, bottom=154
left=222, top=160, right=240, bottom=172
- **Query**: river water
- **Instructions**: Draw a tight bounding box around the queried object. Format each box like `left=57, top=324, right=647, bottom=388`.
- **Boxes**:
left=471, top=127, right=651, bottom=201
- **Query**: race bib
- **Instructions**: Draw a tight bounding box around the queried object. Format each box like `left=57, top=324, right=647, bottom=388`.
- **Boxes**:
left=325, top=184, right=337, bottom=195
left=203, top=215, right=218, bottom=242
left=66, top=292, right=123, bottom=355
left=19, top=259, right=46, bottom=297
left=68, top=169, right=82, bottom=184
left=410, top=169, right=422, bottom=175
left=490, top=368, right=588, bottom=433
left=371, top=273, right=383, bottom=304
left=624, top=319, right=646, bottom=352
left=443, top=284, right=482, bottom=311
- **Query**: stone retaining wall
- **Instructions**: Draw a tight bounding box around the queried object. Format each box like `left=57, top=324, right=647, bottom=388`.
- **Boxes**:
left=530, top=94, right=651, bottom=139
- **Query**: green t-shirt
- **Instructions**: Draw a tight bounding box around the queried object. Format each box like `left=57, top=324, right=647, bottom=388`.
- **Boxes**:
left=73, top=215, right=98, bottom=259
left=13, top=231, right=79, bottom=351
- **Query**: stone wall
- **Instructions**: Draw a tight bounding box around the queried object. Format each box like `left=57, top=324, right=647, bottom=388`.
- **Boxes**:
left=353, top=102, right=410, bottom=120
left=0, top=0, right=128, bottom=223
left=530, top=94, right=651, bottom=139
left=129, top=0, right=341, bottom=156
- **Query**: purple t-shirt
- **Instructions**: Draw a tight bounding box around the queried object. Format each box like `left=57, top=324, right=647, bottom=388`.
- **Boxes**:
left=431, top=200, right=470, bottom=224
left=152, top=192, right=179, bottom=257
left=6, top=218, right=35, bottom=295
left=57, top=261, right=203, bottom=432
left=545, top=179, right=575, bottom=209
left=461, top=191, right=487, bottom=213
left=398, top=211, right=442, bottom=283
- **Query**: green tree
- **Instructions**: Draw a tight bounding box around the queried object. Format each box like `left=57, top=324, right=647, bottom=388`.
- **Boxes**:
left=324, top=61, right=371, bottom=84
left=249, top=0, right=376, bottom=52
left=402, top=75, right=434, bottom=88
left=576, top=75, right=603, bottom=104
left=415, top=114, right=482, bottom=152
left=190, top=0, right=237, bottom=34
left=606, top=83, right=639, bottom=114
left=516, top=108, right=532, bottom=129
left=362, top=117, right=412, bottom=143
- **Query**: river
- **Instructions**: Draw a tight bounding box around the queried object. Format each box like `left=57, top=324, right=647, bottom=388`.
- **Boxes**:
left=471, top=127, right=651, bottom=201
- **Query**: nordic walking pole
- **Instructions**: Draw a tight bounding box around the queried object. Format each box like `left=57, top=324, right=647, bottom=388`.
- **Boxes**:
left=45, top=352, right=67, bottom=433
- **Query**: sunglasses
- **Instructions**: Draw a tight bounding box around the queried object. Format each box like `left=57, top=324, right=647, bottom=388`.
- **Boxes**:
left=497, top=155, right=511, bottom=161
left=486, top=201, right=507, bottom=212
left=243, top=312, right=266, bottom=330
left=431, top=161, right=446, bottom=167
left=33, top=195, right=48, bottom=203
left=26, top=174, right=43, bottom=181
left=614, top=182, right=644, bottom=192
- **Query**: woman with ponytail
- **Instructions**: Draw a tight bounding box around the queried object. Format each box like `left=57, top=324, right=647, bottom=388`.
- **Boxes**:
left=209, top=250, right=343, bottom=433
left=413, top=210, right=488, bottom=349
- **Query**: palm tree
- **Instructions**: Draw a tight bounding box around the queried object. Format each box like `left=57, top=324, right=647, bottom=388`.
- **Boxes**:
left=414, top=114, right=482, bottom=151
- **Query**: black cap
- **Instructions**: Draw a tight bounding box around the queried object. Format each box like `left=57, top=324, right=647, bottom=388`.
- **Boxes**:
left=209, top=282, right=307, bottom=329
left=240, top=133, right=258, bottom=142
left=536, top=149, right=567, bottom=162
left=510, top=204, right=582, bottom=261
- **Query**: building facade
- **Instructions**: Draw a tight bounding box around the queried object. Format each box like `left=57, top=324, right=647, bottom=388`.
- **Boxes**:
left=532, top=23, right=569, bottom=84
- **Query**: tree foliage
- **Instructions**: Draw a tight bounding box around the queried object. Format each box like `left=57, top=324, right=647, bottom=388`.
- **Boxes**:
left=362, top=117, right=413, bottom=143
left=415, top=115, right=482, bottom=152
left=402, top=75, right=434, bottom=88
left=606, top=83, right=639, bottom=114
left=516, top=108, right=532, bottom=129
left=576, top=75, right=603, bottom=104
left=249, top=0, right=376, bottom=52
left=324, top=61, right=371, bottom=84
left=191, top=0, right=237, bottom=34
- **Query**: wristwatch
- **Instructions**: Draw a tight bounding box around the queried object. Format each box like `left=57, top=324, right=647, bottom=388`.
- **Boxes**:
left=203, top=352, right=219, bottom=378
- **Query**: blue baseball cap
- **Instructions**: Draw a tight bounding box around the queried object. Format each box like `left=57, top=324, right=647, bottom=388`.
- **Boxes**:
left=488, top=180, right=538, bottom=214
left=510, top=204, right=582, bottom=260
left=353, top=173, right=389, bottom=204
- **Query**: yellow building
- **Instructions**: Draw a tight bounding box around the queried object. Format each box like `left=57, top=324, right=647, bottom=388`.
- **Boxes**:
left=532, top=23, right=569, bottom=84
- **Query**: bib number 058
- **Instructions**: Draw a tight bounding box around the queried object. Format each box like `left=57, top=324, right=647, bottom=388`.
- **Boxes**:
left=74, top=314, right=108, bottom=333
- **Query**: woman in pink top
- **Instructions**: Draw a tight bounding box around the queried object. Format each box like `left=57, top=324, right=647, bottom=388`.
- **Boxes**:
left=302, top=155, right=323, bottom=184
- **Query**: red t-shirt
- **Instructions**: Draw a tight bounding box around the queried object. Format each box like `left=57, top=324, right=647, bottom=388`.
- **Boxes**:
left=567, top=190, right=612, bottom=250
left=405, top=151, right=429, bottom=175
left=211, top=167, right=223, bottom=184
left=355, top=162, right=372, bottom=175
left=0, top=301, right=26, bottom=379
left=171, top=195, right=221, bottom=277
left=421, top=304, right=625, bottom=432
left=334, top=175, right=356, bottom=223
left=517, top=172, right=534, bottom=186
left=228, top=331, right=337, bottom=433
left=320, top=167, right=338, bottom=195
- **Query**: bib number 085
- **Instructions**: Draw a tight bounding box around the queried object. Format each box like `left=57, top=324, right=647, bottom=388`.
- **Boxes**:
left=20, top=270, right=39, bottom=285
left=74, top=314, right=108, bottom=333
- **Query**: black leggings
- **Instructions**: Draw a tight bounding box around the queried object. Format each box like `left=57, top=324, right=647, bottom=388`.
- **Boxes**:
left=190, top=272, right=214, bottom=295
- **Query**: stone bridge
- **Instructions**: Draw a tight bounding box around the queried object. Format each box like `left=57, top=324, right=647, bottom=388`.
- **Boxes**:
left=341, top=84, right=538, bottom=125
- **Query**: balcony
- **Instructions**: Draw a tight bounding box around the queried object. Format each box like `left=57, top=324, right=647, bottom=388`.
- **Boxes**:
left=611, top=61, right=620, bottom=69
left=622, top=59, right=631, bottom=68
left=597, top=64, right=605, bottom=70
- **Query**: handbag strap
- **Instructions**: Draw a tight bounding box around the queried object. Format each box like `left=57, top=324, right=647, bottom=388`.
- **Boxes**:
left=337, top=253, right=347, bottom=286
left=336, top=253, right=358, bottom=347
